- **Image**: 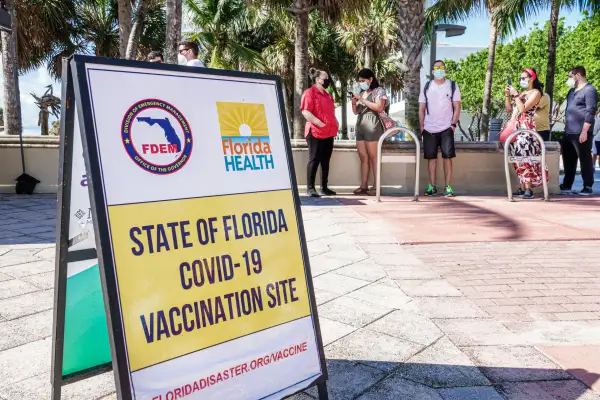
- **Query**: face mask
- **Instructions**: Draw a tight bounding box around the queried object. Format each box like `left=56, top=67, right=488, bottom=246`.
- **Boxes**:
left=566, top=77, right=576, bottom=88
left=433, top=70, right=446, bottom=79
left=520, top=78, right=529, bottom=89
left=178, top=54, right=188, bottom=65
left=321, top=78, right=331, bottom=89
left=359, top=82, right=370, bottom=91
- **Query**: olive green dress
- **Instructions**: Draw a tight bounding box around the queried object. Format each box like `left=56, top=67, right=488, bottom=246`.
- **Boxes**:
left=356, top=91, right=384, bottom=142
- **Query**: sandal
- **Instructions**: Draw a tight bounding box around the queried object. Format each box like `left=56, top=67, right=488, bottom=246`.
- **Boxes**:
left=367, top=188, right=377, bottom=196
left=353, top=187, right=368, bottom=195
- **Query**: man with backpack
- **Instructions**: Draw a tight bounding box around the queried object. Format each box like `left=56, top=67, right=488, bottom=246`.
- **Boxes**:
left=419, top=60, right=461, bottom=197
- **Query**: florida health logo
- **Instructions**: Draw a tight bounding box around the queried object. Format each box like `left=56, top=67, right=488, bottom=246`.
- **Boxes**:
left=121, top=99, right=193, bottom=174
left=217, top=102, right=274, bottom=172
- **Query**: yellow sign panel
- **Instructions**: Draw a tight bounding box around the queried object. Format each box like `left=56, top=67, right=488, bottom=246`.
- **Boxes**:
left=107, top=190, right=311, bottom=372
left=216, top=102, right=269, bottom=137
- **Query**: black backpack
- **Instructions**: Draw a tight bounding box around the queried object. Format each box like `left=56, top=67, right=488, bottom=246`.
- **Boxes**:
left=423, top=79, right=457, bottom=115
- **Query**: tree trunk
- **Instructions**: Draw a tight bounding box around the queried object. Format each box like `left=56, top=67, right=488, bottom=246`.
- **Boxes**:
left=291, top=0, right=310, bottom=139
left=118, top=0, right=132, bottom=58
left=397, top=0, right=425, bottom=132
left=546, top=0, right=560, bottom=109
left=341, top=78, right=348, bottom=139
left=364, top=46, right=373, bottom=69
left=281, top=80, right=293, bottom=135
left=126, top=0, right=150, bottom=60
left=2, top=0, right=22, bottom=136
left=480, top=14, right=499, bottom=141
left=165, top=0, right=182, bottom=64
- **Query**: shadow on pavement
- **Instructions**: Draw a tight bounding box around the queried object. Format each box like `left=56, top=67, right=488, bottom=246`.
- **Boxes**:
left=304, top=359, right=600, bottom=399
left=0, top=194, right=57, bottom=246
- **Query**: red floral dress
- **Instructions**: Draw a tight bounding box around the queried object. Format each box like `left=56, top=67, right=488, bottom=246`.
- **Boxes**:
left=509, top=93, right=549, bottom=188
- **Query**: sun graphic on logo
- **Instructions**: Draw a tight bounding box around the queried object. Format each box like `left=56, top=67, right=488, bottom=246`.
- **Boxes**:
left=216, top=102, right=269, bottom=137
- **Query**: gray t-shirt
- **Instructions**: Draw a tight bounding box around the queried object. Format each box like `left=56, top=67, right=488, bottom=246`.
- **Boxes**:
left=565, top=83, right=598, bottom=135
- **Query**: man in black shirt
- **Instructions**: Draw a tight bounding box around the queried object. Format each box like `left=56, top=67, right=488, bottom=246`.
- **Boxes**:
left=561, top=66, right=598, bottom=195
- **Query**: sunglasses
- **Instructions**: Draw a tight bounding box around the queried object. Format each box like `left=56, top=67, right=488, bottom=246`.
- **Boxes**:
left=433, top=66, right=445, bottom=71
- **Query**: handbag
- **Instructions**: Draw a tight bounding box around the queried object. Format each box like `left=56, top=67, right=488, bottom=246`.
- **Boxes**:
left=500, top=117, right=519, bottom=144
left=379, top=113, right=398, bottom=130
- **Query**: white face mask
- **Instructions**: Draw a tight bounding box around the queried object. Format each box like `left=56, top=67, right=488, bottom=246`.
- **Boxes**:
left=178, top=54, right=188, bottom=65
left=520, top=78, right=529, bottom=89
left=566, top=77, right=576, bottom=88
left=359, top=82, right=370, bottom=91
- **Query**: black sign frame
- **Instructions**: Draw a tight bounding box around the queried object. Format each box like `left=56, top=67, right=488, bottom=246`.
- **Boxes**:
left=69, top=54, right=329, bottom=400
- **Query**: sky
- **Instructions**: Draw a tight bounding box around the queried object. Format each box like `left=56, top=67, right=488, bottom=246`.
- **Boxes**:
left=0, top=7, right=587, bottom=135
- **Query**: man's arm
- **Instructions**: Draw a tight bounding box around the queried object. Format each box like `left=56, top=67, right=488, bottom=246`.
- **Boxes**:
left=419, top=103, right=426, bottom=132
left=452, top=101, right=461, bottom=125
left=581, top=86, right=599, bottom=142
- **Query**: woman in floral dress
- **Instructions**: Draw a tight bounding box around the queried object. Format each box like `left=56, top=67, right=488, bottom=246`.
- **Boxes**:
left=504, top=68, right=549, bottom=199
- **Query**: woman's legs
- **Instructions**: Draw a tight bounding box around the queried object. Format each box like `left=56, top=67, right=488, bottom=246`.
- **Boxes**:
left=366, top=141, right=379, bottom=193
left=356, top=141, right=370, bottom=189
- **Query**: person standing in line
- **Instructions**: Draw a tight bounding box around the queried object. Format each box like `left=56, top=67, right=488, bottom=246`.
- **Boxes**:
left=419, top=60, right=461, bottom=197
left=301, top=68, right=339, bottom=198
left=561, top=66, right=598, bottom=195
left=352, top=68, right=393, bottom=196
left=503, top=68, right=548, bottom=199
left=505, top=70, right=552, bottom=142
left=147, top=51, right=164, bottom=63
left=178, top=40, right=205, bottom=67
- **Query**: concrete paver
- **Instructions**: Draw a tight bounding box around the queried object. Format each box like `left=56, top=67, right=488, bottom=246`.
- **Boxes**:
left=1, top=193, right=600, bottom=399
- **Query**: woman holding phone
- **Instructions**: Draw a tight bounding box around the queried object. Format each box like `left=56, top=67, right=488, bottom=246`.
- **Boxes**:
left=352, top=68, right=394, bottom=196
left=503, top=68, right=549, bottom=199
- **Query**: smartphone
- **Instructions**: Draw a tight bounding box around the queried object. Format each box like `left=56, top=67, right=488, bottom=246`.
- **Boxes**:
left=507, top=76, right=512, bottom=86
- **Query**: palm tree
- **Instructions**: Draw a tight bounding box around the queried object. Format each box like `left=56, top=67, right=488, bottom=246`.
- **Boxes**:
left=2, top=0, right=22, bottom=135
left=336, top=0, right=397, bottom=69
left=165, top=0, right=182, bottom=63
left=309, top=16, right=354, bottom=138
left=497, top=0, right=600, bottom=108
left=184, top=0, right=262, bottom=69
left=397, top=0, right=425, bottom=132
left=251, top=0, right=363, bottom=139
left=117, top=0, right=132, bottom=57
left=427, top=0, right=506, bottom=140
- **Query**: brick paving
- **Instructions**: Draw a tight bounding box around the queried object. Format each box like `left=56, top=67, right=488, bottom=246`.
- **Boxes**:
left=0, top=193, right=599, bottom=399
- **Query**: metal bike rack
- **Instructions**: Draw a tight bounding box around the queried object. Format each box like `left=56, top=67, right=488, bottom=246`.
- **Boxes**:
left=376, top=126, right=421, bottom=202
left=503, top=128, right=549, bottom=202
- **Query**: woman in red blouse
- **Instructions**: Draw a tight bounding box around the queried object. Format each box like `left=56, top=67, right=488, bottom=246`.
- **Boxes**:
left=301, top=68, right=339, bottom=198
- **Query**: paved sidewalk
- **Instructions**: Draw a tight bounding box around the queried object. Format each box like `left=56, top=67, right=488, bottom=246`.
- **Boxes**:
left=0, top=193, right=599, bottom=399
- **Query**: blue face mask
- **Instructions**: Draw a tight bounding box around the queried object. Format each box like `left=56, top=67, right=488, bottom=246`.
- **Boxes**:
left=359, top=82, right=370, bottom=91
left=433, top=69, right=446, bottom=79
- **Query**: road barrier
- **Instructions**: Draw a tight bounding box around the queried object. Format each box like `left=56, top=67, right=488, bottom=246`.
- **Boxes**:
left=376, top=126, right=420, bottom=202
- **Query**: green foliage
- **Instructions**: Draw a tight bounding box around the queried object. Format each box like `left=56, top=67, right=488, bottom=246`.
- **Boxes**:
left=446, top=14, right=600, bottom=123
left=18, top=0, right=167, bottom=80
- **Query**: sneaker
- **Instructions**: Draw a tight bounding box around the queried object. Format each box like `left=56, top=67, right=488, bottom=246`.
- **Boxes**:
left=444, top=185, right=455, bottom=197
left=320, top=188, right=337, bottom=196
left=513, top=188, right=525, bottom=196
left=424, top=184, right=438, bottom=196
left=559, top=184, right=572, bottom=195
left=521, top=188, right=534, bottom=199
left=578, top=186, right=593, bottom=196
left=307, top=188, right=321, bottom=198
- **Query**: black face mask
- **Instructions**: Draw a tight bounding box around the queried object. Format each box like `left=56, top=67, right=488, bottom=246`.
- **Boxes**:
left=321, top=78, right=331, bottom=89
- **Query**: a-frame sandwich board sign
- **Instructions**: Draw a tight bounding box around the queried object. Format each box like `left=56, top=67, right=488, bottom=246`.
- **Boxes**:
left=51, top=58, right=112, bottom=400
left=63, top=54, right=329, bottom=400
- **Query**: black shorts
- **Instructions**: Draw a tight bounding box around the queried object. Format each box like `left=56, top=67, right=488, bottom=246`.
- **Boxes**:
left=595, top=140, right=600, bottom=156
left=423, top=128, right=456, bottom=159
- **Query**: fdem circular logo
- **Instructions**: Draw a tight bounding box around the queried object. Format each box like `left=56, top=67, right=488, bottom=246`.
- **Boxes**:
left=121, top=99, right=193, bottom=175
